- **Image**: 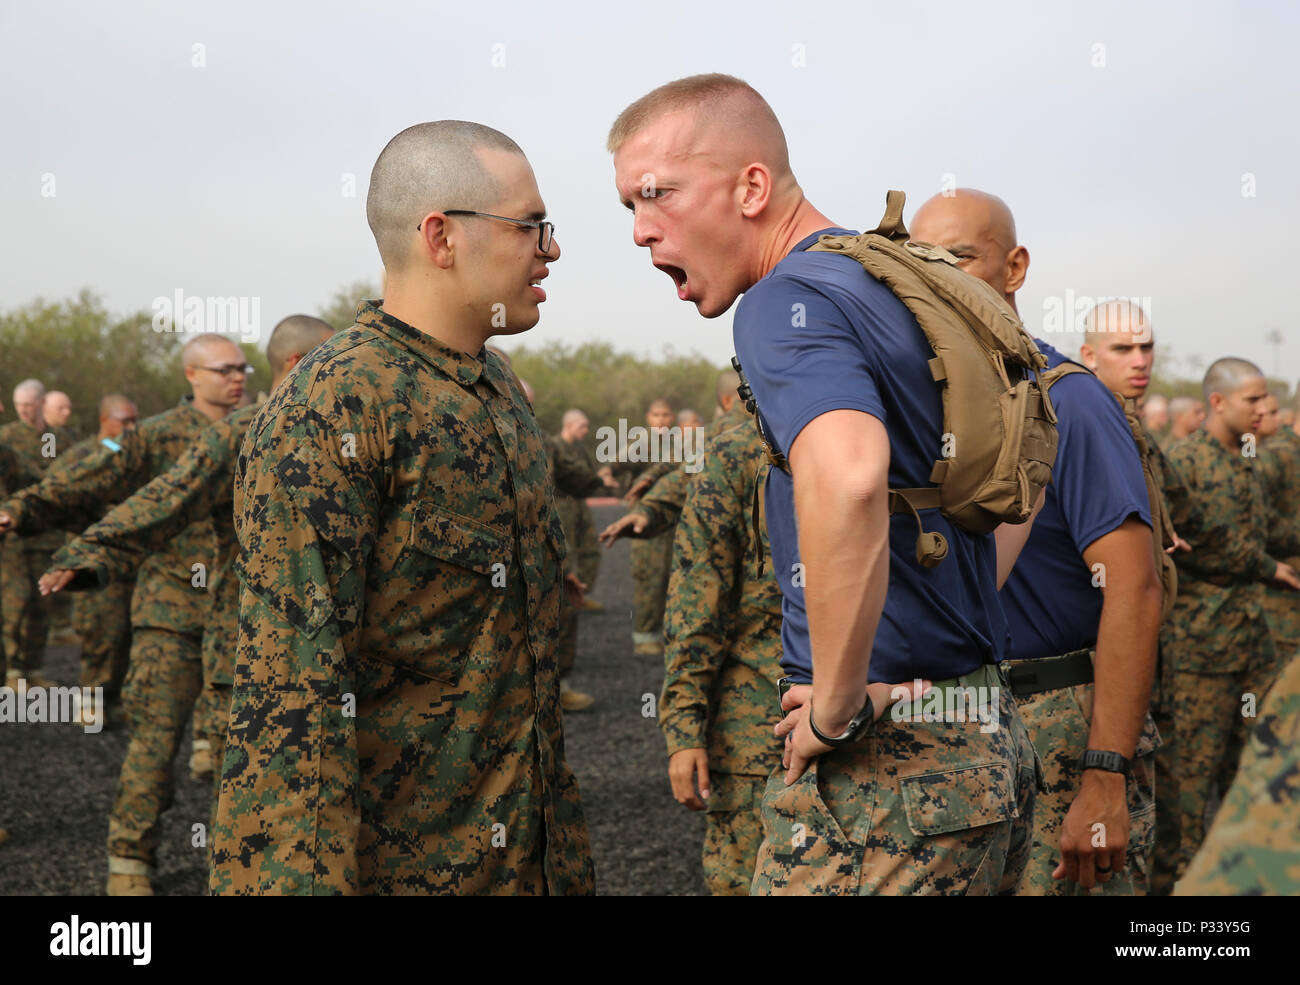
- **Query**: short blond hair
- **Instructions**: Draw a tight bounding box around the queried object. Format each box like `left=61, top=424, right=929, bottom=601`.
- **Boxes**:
left=607, top=73, right=789, bottom=173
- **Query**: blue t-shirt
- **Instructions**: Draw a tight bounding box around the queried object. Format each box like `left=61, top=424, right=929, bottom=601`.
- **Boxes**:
left=732, top=228, right=1006, bottom=685
left=999, top=341, right=1152, bottom=661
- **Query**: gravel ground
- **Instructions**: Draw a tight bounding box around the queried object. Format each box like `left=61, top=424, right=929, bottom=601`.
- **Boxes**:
left=0, top=504, right=707, bottom=896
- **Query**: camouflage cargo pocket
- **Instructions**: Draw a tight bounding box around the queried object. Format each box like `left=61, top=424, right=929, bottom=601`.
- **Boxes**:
left=899, top=762, right=1020, bottom=835
left=382, top=501, right=508, bottom=685
left=753, top=761, right=863, bottom=895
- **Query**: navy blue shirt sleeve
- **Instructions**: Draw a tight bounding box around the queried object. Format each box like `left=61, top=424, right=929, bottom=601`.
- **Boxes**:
left=1052, top=372, right=1152, bottom=552
left=738, top=271, right=886, bottom=460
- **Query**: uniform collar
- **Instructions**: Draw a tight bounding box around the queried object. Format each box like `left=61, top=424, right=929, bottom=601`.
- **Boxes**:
left=355, top=300, right=509, bottom=399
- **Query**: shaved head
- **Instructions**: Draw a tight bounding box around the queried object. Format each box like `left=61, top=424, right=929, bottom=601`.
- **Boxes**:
left=182, top=332, right=242, bottom=369
left=909, top=189, right=1028, bottom=307
left=12, top=379, right=45, bottom=427
left=13, top=378, right=44, bottom=404
left=1084, top=300, right=1152, bottom=347
left=366, top=121, right=525, bottom=272
left=266, top=315, right=334, bottom=376
left=607, top=73, right=791, bottom=179
left=43, top=390, right=72, bottom=428
left=98, top=393, right=135, bottom=418
left=1203, top=357, right=1265, bottom=403
left=562, top=409, right=588, bottom=428
left=716, top=367, right=741, bottom=406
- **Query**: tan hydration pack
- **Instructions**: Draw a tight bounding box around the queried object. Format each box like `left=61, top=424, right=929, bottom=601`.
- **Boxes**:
left=739, top=190, right=1059, bottom=567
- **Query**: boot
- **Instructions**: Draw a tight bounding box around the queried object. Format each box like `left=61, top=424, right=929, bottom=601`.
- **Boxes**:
left=106, top=857, right=153, bottom=896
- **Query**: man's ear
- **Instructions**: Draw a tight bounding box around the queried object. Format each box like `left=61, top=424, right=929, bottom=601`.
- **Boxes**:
left=419, top=214, right=456, bottom=269
left=737, top=163, right=774, bottom=218
left=1004, top=245, right=1030, bottom=294
left=1208, top=392, right=1225, bottom=415
left=1079, top=343, right=1097, bottom=371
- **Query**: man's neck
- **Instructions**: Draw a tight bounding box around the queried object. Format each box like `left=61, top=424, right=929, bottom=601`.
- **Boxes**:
left=1205, top=418, right=1239, bottom=451
left=382, top=284, right=487, bottom=356
left=192, top=396, right=232, bottom=422
left=754, top=196, right=838, bottom=282
left=22, top=417, right=45, bottom=431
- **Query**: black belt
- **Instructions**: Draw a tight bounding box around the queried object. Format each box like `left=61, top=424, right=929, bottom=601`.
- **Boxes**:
left=1004, top=648, right=1094, bottom=697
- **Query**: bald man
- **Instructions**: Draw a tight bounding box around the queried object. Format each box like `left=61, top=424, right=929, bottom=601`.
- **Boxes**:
left=42, top=391, right=74, bottom=431
left=912, top=193, right=1163, bottom=896
left=40, top=317, right=336, bottom=845
left=209, top=122, right=593, bottom=895
left=1160, top=358, right=1300, bottom=886
left=612, top=75, right=1025, bottom=895
left=1168, top=396, right=1205, bottom=442
left=0, top=378, right=77, bottom=689
left=0, top=332, right=244, bottom=893
left=548, top=407, right=616, bottom=711
left=49, top=394, right=140, bottom=707
left=625, top=397, right=680, bottom=655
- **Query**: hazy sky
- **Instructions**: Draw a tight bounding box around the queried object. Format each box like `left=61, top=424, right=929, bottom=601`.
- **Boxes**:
left=3, top=0, right=1297, bottom=382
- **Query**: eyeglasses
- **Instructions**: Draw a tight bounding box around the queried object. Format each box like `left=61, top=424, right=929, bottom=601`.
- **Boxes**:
left=196, top=363, right=254, bottom=379
left=420, top=210, right=555, bottom=254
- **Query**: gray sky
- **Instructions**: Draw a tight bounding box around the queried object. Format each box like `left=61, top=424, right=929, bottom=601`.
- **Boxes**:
left=3, top=0, right=1297, bottom=382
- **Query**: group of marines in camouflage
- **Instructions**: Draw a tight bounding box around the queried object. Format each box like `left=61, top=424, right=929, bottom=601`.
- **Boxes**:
left=1, top=75, right=1296, bottom=896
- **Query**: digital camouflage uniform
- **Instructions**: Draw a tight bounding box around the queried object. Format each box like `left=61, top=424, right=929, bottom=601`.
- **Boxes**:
left=659, top=409, right=785, bottom=895
left=1145, top=427, right=1190, bottom=896
left=50, top=405, right=258, bottom=811
left=210, top=304, right=594, bottom=895
left=751, top=663, right=1036, bottom=896
left=0, top=420, right=75, bottom=678
left=1173, top=649, right=1300, bottom=895
left=52, top=434, right=135, bottom=696
left=628, top=413, right=734, bottom=647
left=550, top=435, right=604, bottom=591
left=0, top=443, right=39, bottom=675
left=546, top=434, right=607, bottom=680
left=0, top=397, right=217, bottom=876
left=1159, top=428, right=1287, bottom=887
left=1257, top=426, right=1300, bottom=668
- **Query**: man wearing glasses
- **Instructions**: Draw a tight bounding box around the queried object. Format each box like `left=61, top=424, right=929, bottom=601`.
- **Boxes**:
left=209, top=121, right=594, bottom=895
left=0, top=332, right=246, bottom=894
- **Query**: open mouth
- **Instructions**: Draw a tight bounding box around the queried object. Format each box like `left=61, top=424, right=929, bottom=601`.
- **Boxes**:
left=528, top=272, right=547, bottom=302
left=655, top=262, right=689, bottom=300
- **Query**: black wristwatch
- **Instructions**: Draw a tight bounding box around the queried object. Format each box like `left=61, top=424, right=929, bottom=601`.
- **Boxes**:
left=809, top=696, right=875, bottom=747
left=1079, top=749, right=1131, bottom=776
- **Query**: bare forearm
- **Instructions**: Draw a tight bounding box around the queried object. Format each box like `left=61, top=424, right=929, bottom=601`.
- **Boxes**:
left=797, top=474, right=889, bottom=731
left=1090, top=579, right=1161, bottom=758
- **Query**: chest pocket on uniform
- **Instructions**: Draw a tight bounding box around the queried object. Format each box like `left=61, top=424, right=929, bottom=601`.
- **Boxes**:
left=381, top=500, right=510, bottom=685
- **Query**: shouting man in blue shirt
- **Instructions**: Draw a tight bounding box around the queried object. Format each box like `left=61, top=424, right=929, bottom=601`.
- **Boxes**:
left=912, top=191, right=1164, bottom=895
left=609, top=75, right=1037, bottom=895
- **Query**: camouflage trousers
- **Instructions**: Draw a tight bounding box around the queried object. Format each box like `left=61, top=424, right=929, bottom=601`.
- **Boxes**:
left=107, top=625, right=204, bottom=864
left=1011, top=671, right=1159, bottom=896
left=558, top=598, right=579, bottom=679
left=703, top=772, right=766, bottom=895
left=751, top=664, right=1036, bottom=895
left=1164, top=662, right=1279, bottom=888
left=1261, top=588, right=1300, bottom=675
left=1150, top=642, right=1179, bottom=896
left=1174, top=651, right=1300, bottom=896
left=574, top=501, right=601, bottom=592
left=72, top=579, right=134, bottom=696
left=630, top=531, right=673, bottom=642
left=0, top=543, right=54, bottom=675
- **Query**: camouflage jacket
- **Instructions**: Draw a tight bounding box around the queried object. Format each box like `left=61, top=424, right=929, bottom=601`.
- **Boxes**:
left=546, top=433, right=606, bottom=574
left=0, top=420, right=78, bottom=552
left=0, top=442, right=39, bottom=498
left=1258, top=427, right=1300, bottom=567
left=0, top=398, right=216, bottom=634
left=633, top=401, right=751, bottom=537
left=51, top=405, right=258, bottom=686
left=210, top=303, right=594, bottom=896
left=660, top=414, right=784, bottom=777
left=1164, top=429, right=1281, bottom=672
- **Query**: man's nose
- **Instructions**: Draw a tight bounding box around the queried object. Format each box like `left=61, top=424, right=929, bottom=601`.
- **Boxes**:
left=632, top=208, right=659, bottom=248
